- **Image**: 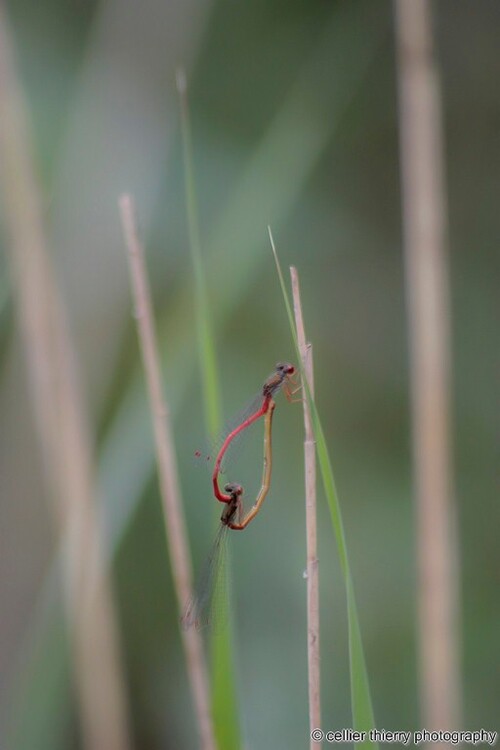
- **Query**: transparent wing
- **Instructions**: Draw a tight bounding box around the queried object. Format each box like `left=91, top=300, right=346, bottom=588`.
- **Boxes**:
left=181, top=522, right=230, bottom=630
left=194, top=365, right=288, bottom=475
left=194, top=390, right=263, bottom=474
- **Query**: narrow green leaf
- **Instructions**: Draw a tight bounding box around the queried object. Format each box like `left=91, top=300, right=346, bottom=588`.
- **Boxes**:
left=270, top=232, right=378, bottom=748
left=177, top=71, right=241, bottom=750
left=177, top=68, right=221, bottom=437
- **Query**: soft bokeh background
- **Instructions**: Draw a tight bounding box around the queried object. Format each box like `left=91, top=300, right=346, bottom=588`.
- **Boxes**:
left=0, top=1, right=498, bottom=748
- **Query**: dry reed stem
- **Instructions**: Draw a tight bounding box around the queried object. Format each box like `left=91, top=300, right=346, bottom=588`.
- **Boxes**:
left=0, top=8, right=132, bottom=750
left=290, top=267, right=321, bottom=746
left=119, top=195, right=216, bottom=750
left=394, top=0, right=461, bottom=738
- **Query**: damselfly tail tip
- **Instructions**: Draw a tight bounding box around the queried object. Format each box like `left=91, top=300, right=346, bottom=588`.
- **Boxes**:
left=181, top=613, right=207, bottom=632
left=180, top=608, right=197, bottom=631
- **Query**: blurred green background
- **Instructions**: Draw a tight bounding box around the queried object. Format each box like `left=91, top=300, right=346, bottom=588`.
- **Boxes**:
left=0, top=0, right=498, bottom=748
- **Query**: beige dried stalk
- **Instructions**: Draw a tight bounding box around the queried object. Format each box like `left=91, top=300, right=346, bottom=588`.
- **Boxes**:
left=119, top=195, right=216, bottom=750
left=0, top=8, right=132, bottom=750
left=394, top=0, right=461, bottom=737
left=290, top=267, right=321, bottom=747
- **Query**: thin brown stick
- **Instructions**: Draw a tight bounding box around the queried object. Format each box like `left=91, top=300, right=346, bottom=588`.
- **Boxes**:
left=119, top=194, right=216, bottom=750
left=394, top=0, right=461, bottom=738
left=290, top=267, right=321, bottom=746
left=0, top=8, right=132, bottom=750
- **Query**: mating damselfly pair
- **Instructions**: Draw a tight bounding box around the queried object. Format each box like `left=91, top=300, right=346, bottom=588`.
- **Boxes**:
left=182, top=362, right=299, bottom=629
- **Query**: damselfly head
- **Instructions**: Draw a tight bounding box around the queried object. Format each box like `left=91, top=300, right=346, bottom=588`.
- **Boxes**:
left=221, top=484, right=244, bottom=527
left=263, top=362, right=297, bottom=399
left=275, top=362, right=295, bottom=378
left=223, top=482, right=243, bottom=497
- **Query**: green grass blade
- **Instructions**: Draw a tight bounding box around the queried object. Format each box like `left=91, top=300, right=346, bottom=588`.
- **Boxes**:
left=177, top=72, right=241, bottom=750
left=270, top=232, right=378, bottom=748
left=210, top=585, right=240, bottom=750
left=177, top=68, right=221, bottom=437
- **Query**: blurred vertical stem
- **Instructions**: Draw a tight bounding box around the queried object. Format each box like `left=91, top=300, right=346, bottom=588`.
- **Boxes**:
left=394, top=0, right=461, bottom=736
left=290, top=268, right=321, bottom=747
left=0, top=8, right=132, bottom=750
left=176, top=70, right=241, bottom=750
left=119, top=195, right=216, bottom=750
